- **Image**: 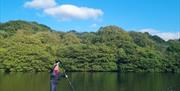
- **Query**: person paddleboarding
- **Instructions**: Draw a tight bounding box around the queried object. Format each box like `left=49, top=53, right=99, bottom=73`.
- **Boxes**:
left=50, top=61, right=68, bottom=91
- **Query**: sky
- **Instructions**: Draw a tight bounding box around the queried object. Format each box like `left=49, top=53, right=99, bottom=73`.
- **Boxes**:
left=0, top=0, right=180, bottom=40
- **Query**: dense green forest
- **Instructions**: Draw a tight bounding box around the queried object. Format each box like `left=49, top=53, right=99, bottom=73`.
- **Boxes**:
left=0, top=20, right=179, bottom=72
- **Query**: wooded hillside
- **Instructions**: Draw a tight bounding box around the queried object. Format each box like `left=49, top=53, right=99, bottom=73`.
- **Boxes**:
left=0, top=20, right=179, bottom=72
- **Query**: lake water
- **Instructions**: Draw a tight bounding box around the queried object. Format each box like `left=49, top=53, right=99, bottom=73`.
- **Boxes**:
left=0, top=72, right=179, bottom=91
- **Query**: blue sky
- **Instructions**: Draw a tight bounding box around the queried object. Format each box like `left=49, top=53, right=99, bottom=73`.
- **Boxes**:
left=0, top=0, right=180, bottom=40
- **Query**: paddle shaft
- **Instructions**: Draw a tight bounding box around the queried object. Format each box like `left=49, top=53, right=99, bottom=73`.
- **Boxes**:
left=59, top=61, right=75, bottom=91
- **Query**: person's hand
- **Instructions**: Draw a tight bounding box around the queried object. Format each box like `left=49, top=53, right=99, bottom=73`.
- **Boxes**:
left=57, top=62, right=60, bottom=66
left=65, top=75, right=68, bottom=78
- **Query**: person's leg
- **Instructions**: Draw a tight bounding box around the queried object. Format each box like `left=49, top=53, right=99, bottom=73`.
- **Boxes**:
left=51, top=80, right=57, bottom=91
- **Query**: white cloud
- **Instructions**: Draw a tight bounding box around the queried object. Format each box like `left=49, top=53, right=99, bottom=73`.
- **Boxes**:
left=24, top=0, right=57, bottom=9
left=139, top=28, right=180, bottom=41
left=44, top=4, right=103, bottom=21
left=24, top=0, right=103, bottom=21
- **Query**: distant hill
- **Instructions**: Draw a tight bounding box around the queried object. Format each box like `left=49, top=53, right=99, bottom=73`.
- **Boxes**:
left=0, top=20, right=179, bottom=72
left=0, top=20, right=52, bottom=37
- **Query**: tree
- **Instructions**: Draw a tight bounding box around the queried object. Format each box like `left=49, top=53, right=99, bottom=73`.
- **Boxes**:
left=0, top=20, right=180, bottom=72
left=63, top=33, right=81, bottom=45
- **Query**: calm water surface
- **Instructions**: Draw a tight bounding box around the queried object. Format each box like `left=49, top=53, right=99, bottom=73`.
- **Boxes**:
left=0, top=72, right=179, bottom=91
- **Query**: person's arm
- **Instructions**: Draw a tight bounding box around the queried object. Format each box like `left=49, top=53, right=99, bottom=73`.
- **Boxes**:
left=57, top=62, right=68, bottom=79
left=58, top=68, right=68, bottom=80
left=50, top=65, right=56, bottom=80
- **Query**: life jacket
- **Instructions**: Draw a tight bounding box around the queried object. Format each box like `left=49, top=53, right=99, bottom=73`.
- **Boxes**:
left=50, top=63, right=65, bottom=80
left=53, top=64, right=60, bottom=76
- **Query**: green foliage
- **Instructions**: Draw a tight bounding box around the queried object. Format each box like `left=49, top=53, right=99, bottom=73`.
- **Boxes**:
left=0, top=20, right=52, bottom=36
left=0, top=20, right=179, bottom=72
left=96, top=26, right=133, bottom=46
left=63, top=33, right=81, bottom=45
left=129, top=32, right=155, bottom=48
left=57, top=44, right=117, bottom=71
left=0, top=32, right=56, bottom=72
left=163, top=40, right=180, bottom=72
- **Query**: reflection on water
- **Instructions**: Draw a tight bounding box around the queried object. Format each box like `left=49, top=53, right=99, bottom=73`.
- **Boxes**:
left=0, top=72, right=179, bottom=91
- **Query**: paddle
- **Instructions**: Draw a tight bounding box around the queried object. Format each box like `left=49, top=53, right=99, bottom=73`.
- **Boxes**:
left=58, top=60, right=76, bottom=91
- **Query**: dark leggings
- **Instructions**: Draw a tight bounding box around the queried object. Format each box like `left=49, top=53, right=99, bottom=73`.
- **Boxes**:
left=50, top=79, right=58, bottom=91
